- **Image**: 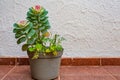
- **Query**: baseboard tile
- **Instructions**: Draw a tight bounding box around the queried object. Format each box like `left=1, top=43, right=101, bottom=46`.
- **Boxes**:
left=0, top=57, right=120, bottom=66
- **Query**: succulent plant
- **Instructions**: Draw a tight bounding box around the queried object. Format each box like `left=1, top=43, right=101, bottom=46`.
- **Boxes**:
left=13, top=5, right=65, bottom=59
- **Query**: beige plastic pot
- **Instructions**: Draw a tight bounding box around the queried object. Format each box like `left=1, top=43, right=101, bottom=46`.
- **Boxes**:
left=27, top=51, right=63, bottom=80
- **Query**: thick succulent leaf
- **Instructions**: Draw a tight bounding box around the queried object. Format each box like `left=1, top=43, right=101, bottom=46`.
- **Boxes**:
left=15, top=33, right=23, bottom=38
left=46, top=25, right=51, bottom=29
left=17, top=36, right=26, bottom=44
left=31, top=16, right=37, bottom=20
left=27, top=37, right=36, bottom=44
left=13, top=23, right=19, bottom=27
left=23, top=23, right=32, bottom=34
left=41, top=10, right=48, bottom=17
left=39, top=26, right=45, bottom=30
left=13, top=28, right=19, bottom=33
left=40, top=16, right=48, bottom=21
left=27, top=29, right=36, bottom=38
left=22, top=44, right=29, bottom=51
left=26, top=17, right=32, bottom=21
left=42, top=19, right=48, bottom=24
left=28, top=22, right=33, bottom=27
left=27, top=12, right=34, bottom=17
left=41, top=29, right=47, bottom=33
left=43, top=21, right=50, bottom=27
left=13, top=23, right=21, bottom=29
left=29, top=8, right=34, bottom=13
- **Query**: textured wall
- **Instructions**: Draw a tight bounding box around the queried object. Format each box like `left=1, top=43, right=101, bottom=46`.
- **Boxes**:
left=0, top=0, right=120, bottom=57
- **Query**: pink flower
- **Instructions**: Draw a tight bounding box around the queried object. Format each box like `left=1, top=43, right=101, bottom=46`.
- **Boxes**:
left=19, top=20, right=26, bottom=24
left=35, top=5, right=40, bottom=10
left=18, top=20, right=27, bottom=26
left=33, top=5, right=41, bottom=12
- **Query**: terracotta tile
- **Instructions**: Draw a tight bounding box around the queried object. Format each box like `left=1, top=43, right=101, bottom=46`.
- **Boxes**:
left=60, top=66, right=89, bottom=75
left=3, top=66, right=32, bottom=80
left=72, top=58, right=100, bottom=66
left=103, top=66, right=120, bottom=75
left=86, top=66, right=110, bottom=76
left=61, top=58, right=72, bottom=66
left=113, top=76, right=120, bottom=80
left=16, top=58, right=29, bottom=65
left=0, top=65, right=14, bottom=79
left=60, top=75, right=116, bottom=80
left=60, top=66, right=116, bottom=80
left=0, top=58, right=15, bottom=65
left=101, top=58, right=120, bottom=66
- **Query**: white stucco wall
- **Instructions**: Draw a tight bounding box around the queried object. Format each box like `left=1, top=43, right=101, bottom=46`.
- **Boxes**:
left=0, top=0, right=120, bottom=57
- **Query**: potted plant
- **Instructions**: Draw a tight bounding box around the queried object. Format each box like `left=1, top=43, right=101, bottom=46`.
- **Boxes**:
left=13, top=5, right=65, bottom=80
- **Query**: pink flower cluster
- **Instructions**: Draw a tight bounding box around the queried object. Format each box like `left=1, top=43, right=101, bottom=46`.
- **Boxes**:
left=33, top=5, right=41, bottom=12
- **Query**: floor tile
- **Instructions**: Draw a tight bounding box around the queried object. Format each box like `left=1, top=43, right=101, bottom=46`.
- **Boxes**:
left=113, top=76, right=120, bottom=80
left=3, top=66, right=32, bottom=80
left=60, top=66, right=116, bottom=80
left=103, top=66, right=120, bottom=75
left=103, top=66, right=120, bottom=80
left=60, top=66, right=89, bottom=75
left=0, top=66, right=120, bottom=80
left=86, top=66, right=110, bottom=75
left=60, top=75, right=116, bottom=80
left=0, top=65, right=14, bottom=79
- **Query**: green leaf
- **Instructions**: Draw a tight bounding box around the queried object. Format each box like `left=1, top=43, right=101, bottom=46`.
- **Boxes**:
left=43, top=22, right=50, bottom=28
left=13, top=23, right=19, bottom=28
left=40, top=16, right=48, bottom=21
left=45, top=49, right=51, bottom=53
left=23, top=23, right=32, bottom=34
left=15, top=33, right=23, bottom=38
left=56, top=45, right=63, bottom=51
left=32, top=52, right=39, bottom=59
left=27, top=12, right=34, bottom=17
left=13, top=23, right=22, bottom=29
left=43, top=19, right=48, bottom=24
left=50, top=45, right=55, bottom=51
left=41, top=29, right=47, bottom=33
left=22, top=44, right=29, bottom=51
left=17, top=36, right=26, bottom=44
left=39, top=26, right=45, bottom=30
left=29, top=22, right=33, bottom=27
left=53, top=51, right=58, bottom=56
left=35, top=43, right=42, bottom=51
left=26, top=17, right=32, bottom=21
left=31, top=16, right=37, bottom=20
left=46, top=25, right=51, bottom=29
left=41, top=10, right=48, bottom=17
left=13, top=29, right=19, bottom=33
left=28, top=47, right=36, bottom=52
left=27, top=29, right=36, bottom=38
left=27, top=37, right=36, bottom=44
left=29, top=8, right=35, bottom=13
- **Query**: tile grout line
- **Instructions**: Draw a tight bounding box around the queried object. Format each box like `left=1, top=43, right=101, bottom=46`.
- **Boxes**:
left=102, top=67, right=117, bottom=80
left=1, top=66, right=16, bottom=80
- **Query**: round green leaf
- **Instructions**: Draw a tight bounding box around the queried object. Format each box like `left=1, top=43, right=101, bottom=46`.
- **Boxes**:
left=22, top=44, right=29, bottom=51
left=17, top=36, right=26, bottom=44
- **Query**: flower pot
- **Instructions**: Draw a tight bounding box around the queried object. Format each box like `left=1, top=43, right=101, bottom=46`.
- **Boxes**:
left=27, top=51, right=63, bottom=80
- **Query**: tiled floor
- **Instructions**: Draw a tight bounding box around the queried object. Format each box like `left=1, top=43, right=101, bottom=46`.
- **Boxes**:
left=0, top=66, right=120, bottom=80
